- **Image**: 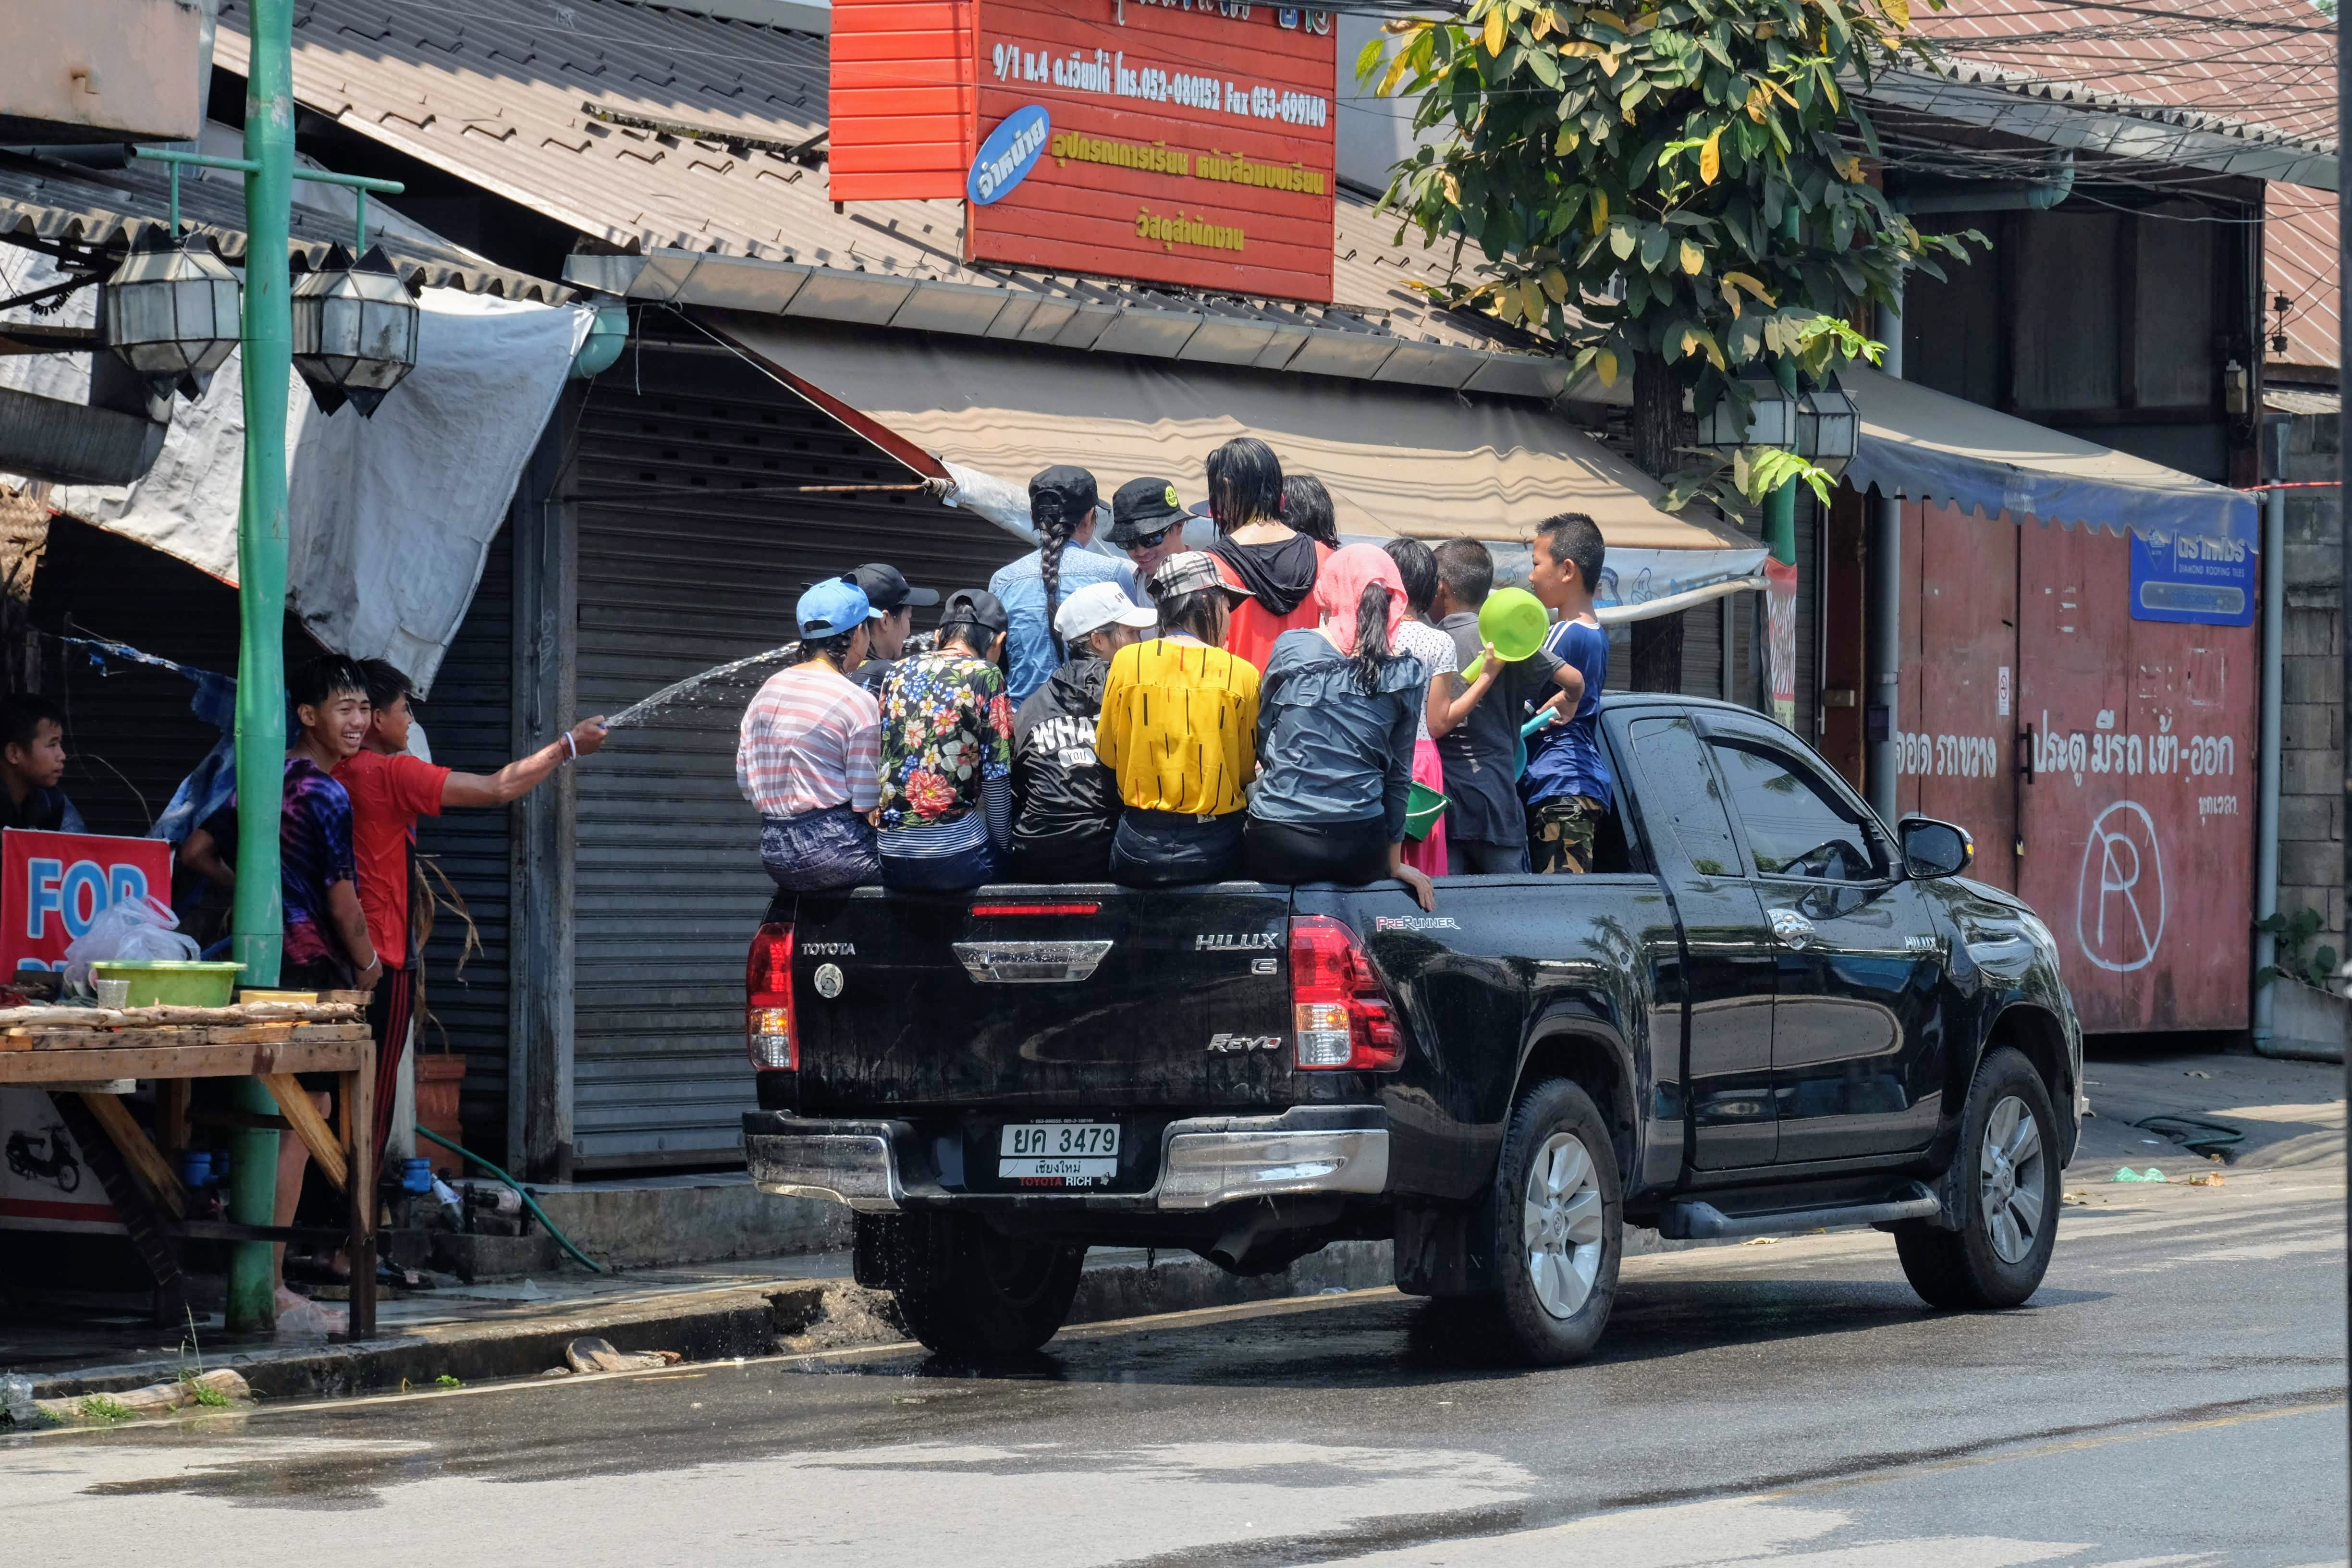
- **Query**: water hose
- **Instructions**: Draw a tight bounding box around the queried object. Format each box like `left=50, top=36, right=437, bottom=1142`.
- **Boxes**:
left=2131, top=1115, right=2245, bottom=1161
left=414, top=1127, right=606, bottom=1274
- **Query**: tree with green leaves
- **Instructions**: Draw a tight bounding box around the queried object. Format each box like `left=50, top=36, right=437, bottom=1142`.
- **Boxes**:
left=1362, top=0, right=1978, bottom=494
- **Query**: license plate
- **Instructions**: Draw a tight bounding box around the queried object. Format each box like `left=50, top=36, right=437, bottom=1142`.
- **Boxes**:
left=998, top=1122, right=1120, bottom=1182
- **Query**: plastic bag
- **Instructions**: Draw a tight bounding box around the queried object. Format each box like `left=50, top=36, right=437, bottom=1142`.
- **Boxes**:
left=63, top=895, right=200, bottom=992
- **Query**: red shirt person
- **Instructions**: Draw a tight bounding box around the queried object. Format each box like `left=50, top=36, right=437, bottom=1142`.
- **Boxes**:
left=338, top=659, right=610, bottom=1163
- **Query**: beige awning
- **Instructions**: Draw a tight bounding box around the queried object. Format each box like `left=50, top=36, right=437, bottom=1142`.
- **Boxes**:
left=706, top=313, right=1753, bottom=555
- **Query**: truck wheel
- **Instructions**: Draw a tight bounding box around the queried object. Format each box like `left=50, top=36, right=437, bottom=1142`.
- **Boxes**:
left=1896, top=1046, right=2060, bottom=1310
left=857, top=1213, right=1085, bottom=1358
left=1491, top=1078, right=1622, bottom=1366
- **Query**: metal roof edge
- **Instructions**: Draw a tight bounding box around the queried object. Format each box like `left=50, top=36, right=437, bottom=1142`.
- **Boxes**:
left=564, top=248, right=1568, bottom=397
left=1865, top=68, right=2339, bottom=193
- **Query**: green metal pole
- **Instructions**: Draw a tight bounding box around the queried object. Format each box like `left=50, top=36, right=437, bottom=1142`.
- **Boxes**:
left=224, top=0, right=295, bottom=1335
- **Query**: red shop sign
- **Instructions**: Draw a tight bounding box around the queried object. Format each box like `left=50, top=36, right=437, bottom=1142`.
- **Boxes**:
left=0, top=829, right=176, bottom=974
left=830, top=0, right=1338, bottom=302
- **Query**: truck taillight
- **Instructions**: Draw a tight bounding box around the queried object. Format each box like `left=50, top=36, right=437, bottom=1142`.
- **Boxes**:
left=1288, top=915, right=1404, bottom=1071
left=746, top=922, right=796, bottom=1071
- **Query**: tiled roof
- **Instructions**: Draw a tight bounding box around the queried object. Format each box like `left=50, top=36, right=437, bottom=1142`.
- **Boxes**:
left=1896, top=0, right=2339, bottom=369
left=211, top=0, right=1542, bottom=372
left=0, top=145, right=561, bottom=300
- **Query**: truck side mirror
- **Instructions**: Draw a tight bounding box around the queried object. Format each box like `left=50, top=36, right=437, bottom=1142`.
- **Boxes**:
left=1898, top=817, right=1972, bottom=880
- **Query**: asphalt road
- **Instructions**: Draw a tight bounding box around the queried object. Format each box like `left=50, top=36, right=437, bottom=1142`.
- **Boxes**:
left=5, top=1098, right=2346, bottom=1566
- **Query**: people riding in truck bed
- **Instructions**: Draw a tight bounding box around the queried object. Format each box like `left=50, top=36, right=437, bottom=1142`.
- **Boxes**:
left=845, top=562, right=940, bottom=697
left=1008, top=581, right=1158, bottom=883
left=737, top=575, right=884, bottom=894
left=1244, top=544, right=1437, bottom=913
left=1521, top=513, right=1613, bottom=875
left=1095, top=551, right=1259, bottom=886
left=1429, top=539, right=1580, bottom=876
left=992, top=467, right=1138, bottom=706
left=1204, top=438, right=1327, bottom=671
left=875, top=589, right=1017, bottom=891
left=1382, top=537, right=1461, bottom=880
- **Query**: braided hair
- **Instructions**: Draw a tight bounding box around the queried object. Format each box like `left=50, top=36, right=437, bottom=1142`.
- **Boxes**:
left=1029, top=467, right=1099, bottom=662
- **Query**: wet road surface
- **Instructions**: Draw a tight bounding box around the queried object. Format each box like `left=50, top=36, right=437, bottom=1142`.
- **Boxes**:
left=5, top=1165, right=2344, bottom=1566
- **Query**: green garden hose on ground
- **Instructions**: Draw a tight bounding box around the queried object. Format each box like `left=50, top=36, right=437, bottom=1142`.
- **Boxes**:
left=414, top=1126, right=606, bottom=1274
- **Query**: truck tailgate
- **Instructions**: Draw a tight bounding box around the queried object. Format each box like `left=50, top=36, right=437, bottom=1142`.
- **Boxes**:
left=784, top=884, right=1298, bottom=1111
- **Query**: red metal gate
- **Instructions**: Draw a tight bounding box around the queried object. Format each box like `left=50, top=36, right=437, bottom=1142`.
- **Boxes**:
left=2013, top=523, right=2254, bottom=1034
left=1899, top=503, right=2021, bottom=895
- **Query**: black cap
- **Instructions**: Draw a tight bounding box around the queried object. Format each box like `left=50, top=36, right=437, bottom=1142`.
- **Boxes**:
left=1029, top=465, right=1099, bottom=529
left=939, top=588, right=1010, bottom=638
left=849, top=562, right=940, bottom=613
left=1110, top=477, right=1187, bottom=544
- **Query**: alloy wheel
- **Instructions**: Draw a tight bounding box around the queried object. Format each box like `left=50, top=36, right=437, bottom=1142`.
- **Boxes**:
left=1522, top=1131, right=1607, bottom=1318
left=1980, top=1093, right=2046, bottom=1264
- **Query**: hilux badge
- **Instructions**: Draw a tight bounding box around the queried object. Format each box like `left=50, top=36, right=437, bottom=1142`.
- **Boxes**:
left=813, top=963, right=845, bottom=998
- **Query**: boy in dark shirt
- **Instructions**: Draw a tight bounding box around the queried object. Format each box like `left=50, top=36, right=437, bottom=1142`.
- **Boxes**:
left=1520, top=514, right=1614, bottom=874
left=0, top=695, right=86, bottom=833
left=1431, top=540, right=1580, bottom=875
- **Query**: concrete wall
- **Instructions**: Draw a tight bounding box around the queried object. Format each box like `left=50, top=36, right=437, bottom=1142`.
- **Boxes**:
left=2278, top=402, right=2343, bottom=966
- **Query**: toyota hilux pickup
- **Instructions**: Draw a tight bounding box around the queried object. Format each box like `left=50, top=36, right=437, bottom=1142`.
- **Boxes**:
left=743, top=695, right=2084, bottom=1364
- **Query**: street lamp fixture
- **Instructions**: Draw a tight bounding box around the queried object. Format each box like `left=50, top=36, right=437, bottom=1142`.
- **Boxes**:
left=290, top=244, right=419, bottom=416
left=1794, top=374, right=1860, bottom=478
left=1696, top=370, right=1798, bottom=451
left=101, top=232, right=244, bottom=402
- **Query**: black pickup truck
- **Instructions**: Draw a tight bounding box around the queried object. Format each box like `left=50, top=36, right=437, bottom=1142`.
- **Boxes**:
left=744, top=695, right=2083, bottom=1364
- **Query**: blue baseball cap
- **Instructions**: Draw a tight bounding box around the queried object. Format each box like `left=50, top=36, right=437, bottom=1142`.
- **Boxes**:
left=796, top=575, right=872, bottom=637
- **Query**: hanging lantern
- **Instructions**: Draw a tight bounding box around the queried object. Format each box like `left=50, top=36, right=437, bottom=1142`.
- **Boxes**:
left=1794, top=374, right=1860, bottom=478
left=289, top=244, right=418, bottom=416
left=102, top=230, right=243, bottom=401
left=1695, top=368, right=1798, bottom=452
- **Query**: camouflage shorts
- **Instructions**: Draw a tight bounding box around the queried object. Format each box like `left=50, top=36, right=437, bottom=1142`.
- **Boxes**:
left=1527, top=795, right=1604, bottom=875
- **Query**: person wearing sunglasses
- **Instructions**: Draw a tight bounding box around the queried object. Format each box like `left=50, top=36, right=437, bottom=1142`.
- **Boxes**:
left=1107, top=476, right=1189, bottom=602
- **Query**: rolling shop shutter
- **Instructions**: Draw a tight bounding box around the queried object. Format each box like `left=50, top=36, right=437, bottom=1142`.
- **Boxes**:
left=411, top=528, right=514, bottom=1159
left=568, top=343, right=1027, bottom=1167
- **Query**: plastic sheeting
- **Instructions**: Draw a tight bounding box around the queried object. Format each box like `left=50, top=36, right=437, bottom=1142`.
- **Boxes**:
left=0, top=251, right=591, bottom=692
left=1840, top=365, right=2257, bottom=545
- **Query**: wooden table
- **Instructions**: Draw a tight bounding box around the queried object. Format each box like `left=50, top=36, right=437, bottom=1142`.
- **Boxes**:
left=0, top=1021, right=378, bottom=1337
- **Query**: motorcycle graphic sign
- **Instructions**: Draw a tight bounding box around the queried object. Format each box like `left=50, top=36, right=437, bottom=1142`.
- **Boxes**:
left=0, top=1088, right=119, bottom=1233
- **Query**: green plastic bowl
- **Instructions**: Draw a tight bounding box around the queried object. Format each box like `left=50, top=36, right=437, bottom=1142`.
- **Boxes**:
left=90, top=960, right=245, bottom=1008
left=1404, top=781, right=1447, bottom=842
left=1462, top=587, right=1551, bottom=680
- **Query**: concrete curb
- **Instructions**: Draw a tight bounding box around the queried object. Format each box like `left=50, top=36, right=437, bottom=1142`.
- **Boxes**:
left=19, top=1241, right=1398, bottom=1408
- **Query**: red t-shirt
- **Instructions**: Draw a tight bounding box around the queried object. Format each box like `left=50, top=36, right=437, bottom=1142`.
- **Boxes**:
left=332, top=749, right=450, bottom=970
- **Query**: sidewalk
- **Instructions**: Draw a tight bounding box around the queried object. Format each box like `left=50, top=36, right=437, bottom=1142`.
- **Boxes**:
left=5, top=1046, right=2340, bottom=1413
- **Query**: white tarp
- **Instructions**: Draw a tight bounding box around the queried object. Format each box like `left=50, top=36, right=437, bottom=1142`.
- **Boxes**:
left=0, top=248, right=591, bottom=692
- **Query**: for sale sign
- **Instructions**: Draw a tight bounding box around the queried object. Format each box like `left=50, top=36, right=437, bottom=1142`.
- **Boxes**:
left=0, top=829, right=175, bottom=974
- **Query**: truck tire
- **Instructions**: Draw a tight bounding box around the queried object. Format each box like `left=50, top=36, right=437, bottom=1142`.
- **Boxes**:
left=1490, top=1078, right=1622, bottom=1365
left=1895, top=1046, right=2060, bottom=1310
left=856, top=1213, right=1085, bottom=1358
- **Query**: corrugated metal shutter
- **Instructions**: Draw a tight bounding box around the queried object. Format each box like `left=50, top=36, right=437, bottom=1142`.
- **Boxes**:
left=1679, top=598, right=1722, bottom=700
left=568, top=342, right=1029, bottom=1166
left=412, top=527, right=514, bottom=1161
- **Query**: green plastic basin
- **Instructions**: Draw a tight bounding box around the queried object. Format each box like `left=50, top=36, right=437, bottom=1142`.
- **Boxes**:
left=90, top=960, right=245, bottom=1008
left=1404, top=781, right=1447, bottom=842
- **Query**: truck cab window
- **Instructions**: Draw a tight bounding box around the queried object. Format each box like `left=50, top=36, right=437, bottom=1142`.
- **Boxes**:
left=1707, top=740, right=1884, bottom=883
left=1624, top=715, right=1741, bottom=877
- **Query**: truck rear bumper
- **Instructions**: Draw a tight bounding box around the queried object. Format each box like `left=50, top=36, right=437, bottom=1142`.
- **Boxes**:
left=744, top=1107, right=1390, bottom=1214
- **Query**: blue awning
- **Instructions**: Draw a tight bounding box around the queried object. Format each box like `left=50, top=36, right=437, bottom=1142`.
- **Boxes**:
left=1841, top=366, right=2256, bottom=546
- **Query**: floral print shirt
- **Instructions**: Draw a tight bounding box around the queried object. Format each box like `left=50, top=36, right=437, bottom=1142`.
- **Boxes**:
left=875, top=650, right=1015, bottom=830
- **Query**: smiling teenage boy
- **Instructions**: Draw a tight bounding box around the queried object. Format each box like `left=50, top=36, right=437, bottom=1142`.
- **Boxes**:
left=1520, top=513, right=1613, bottom=875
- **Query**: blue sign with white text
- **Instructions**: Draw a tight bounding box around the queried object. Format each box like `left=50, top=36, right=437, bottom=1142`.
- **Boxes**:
left=968, top=105, right=1051, bottom=207
left=2129, top=529, right=2255, bottom=626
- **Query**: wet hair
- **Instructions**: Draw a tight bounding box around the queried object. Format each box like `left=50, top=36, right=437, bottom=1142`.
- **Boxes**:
left=1345, top=581, right=1399, bottom=696
left=797, top=628, right=861, bottom=668
left=937, top=619, right=996, bottom=660
left=290, top=654, right=369, bottom=713
left=1383, top=537, right=1439, bottom=621
left=1204, top=437, right=1284, bottom=536
left=358, top=658, right=415, bottom=713
left=1153, top=587, right=1228, bottom=643
left=1434, top=539, right=1494, bottom=608
left=1534, top=512, right=1606, bottom=593
left=1281, top=474, right=1338, bottom=548
left=1031, top=477, right=1092, bottom=662
left=0, top=694, right=64, bottom=755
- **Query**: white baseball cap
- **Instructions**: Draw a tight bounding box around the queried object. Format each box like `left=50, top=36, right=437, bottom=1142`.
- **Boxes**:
left=1054, top=579, right=1158, bottom=645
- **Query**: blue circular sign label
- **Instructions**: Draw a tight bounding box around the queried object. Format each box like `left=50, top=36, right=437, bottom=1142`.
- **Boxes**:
left=968, top=105, right=1051, bottom=207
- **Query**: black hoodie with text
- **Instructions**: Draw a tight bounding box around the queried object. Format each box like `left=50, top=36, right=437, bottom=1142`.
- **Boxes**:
left=1009, top=655, right=1120, bottom=877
